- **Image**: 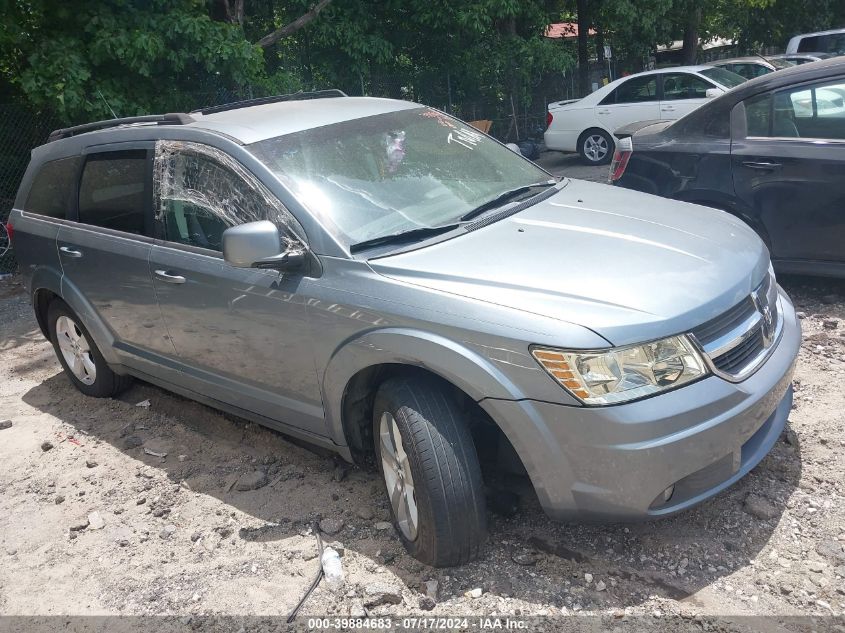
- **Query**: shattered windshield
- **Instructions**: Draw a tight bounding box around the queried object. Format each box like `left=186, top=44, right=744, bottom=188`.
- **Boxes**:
left=248, top=107, right=550, bottom=247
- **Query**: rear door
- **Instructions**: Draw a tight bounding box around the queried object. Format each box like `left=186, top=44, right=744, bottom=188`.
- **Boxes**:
left=731, top=75, right=845, bottom=265
left=595, top=74, right=661, bottom=132
left=659, top=72, right=716, bottom=119
left=56, top=144, right=176, bottom=367
left=148, top=141, right=324, bottom=435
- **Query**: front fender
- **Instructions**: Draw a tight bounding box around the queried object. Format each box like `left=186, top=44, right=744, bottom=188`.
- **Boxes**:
left=322, top=328, right=528, bottom=447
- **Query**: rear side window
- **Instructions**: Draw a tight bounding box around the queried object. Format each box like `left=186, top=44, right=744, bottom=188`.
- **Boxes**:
left=744, top=93, right=772, bottom=136
left=78, top=150, right=148, bottom=234
left=600, top=76, right=658, bottom=105
left=24, top=156, right=81, bottom=218
left=661, top=73, right=713, bottom=100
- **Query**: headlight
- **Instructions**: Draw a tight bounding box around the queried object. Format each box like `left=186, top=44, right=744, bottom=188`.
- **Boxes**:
left=531, top=335, right=707, bottom=405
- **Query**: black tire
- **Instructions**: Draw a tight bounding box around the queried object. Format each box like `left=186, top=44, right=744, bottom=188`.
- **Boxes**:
left=373, top=375, right=486, bottom=567
left=47, top=299, right=132, bottom=398
left=578, top=128, right=614, bottom=165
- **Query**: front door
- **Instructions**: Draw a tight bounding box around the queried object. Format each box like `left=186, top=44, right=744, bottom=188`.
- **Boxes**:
left=56, top=145, right=177, bottom=370
left=731, top=76, right=845, bottom=265
left=148, top=141, right=325, bottom=435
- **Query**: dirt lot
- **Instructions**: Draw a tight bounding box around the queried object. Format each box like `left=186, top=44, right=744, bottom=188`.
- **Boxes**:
left=1, top=265, right=844, bottom=630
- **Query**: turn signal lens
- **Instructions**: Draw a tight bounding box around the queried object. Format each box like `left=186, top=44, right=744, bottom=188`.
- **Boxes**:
left=531, top=335, right=707, bottom=405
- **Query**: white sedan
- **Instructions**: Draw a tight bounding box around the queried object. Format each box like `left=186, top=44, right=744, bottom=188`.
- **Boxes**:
left=545, top=65, right=746, bottom=164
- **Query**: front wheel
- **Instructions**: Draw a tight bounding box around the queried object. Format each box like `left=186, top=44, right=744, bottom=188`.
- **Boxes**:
left=373, top=376, right=486, bottom=567
left=578, top=128, right=614, bottom=165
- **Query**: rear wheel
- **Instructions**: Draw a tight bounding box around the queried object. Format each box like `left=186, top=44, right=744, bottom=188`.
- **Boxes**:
left=373, top=376, right=486, bottom=567
left=578, top=128, right=614, bottom=165
left=47, top=299, right=132, bottom=397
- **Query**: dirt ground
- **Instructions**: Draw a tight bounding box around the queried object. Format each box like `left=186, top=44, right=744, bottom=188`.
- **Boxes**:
left=1, top=269, right=844, bottom=631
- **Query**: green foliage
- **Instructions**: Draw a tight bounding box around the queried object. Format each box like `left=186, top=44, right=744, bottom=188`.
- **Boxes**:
left=3, top=0, right=844, bottom=126
left=6, top=0, right=265, bottom=121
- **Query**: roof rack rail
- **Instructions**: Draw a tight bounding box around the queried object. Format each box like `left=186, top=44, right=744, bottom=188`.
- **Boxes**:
left=47, top=113, right=195, bottom=142
left=192, top=89, right=348, bottom=116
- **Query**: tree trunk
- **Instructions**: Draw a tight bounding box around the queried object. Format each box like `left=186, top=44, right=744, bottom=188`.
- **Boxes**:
left=681, top=3, right=701, bottom=65
left=255, top=0, right=333, bottom=49
left=577, top=0, right=590, bottom=96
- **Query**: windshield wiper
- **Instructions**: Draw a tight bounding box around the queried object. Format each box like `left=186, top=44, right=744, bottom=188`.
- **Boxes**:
left=459, top=181, right=556, bottom=222
left=349, top=223, right=460, bottom=253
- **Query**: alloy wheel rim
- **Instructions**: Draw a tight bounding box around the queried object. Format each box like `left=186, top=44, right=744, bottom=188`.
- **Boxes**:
left=379, top=411, right=419, bottom=541
left=56, top=316, right=96, bottom=385
left=585, top=134, right=609, bottom=162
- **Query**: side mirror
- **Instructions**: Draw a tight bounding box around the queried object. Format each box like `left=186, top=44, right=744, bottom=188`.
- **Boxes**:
left=222, top=220, right=305, bottom=273
left=705, top=88, right=724, bottom=99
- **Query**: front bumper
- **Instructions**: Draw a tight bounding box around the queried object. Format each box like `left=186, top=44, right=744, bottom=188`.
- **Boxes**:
left=480, top=288, right=801, bottom=520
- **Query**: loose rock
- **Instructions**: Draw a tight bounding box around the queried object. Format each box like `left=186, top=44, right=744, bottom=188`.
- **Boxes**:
left=234, top=470, right=268, bottom=491
left=319, top=517, right=344, bottom=536
left=123, top=436, right=143, bottom=450
left=464, top=587, right=483, bottom=599
left=744, top=494, right=779, bottom=520
left=87, top=511, right=105, bottom=530
left=363, top=583, right=403, bottom=607
left=374, top=521, right=393, bottom=531
left=41, top=441, right=54, bottom=452
left=69, top=519, right=89, bottom=532
left=0, top=420, right=12, bottom=430
left=511, top=549, right=541, bottom=566
left=86, top=460, right=98, bottom=468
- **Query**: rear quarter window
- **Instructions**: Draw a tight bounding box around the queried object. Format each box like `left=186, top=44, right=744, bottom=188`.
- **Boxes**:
left=24, top=156, right=82, bottom=219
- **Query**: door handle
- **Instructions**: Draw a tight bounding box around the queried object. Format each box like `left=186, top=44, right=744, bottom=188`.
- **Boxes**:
left=597, top=109, right=610, bottom=115
left=742, top=161, right=782, bottom=170
left=661, top=106, right=675, bottom=111
left=59, top=246, right=82, bottom=258
left=154, top=269, right=186, bottom=284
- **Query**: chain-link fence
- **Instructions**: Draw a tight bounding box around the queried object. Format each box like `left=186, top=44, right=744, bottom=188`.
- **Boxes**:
left=0, top=105, right=63, bottom=275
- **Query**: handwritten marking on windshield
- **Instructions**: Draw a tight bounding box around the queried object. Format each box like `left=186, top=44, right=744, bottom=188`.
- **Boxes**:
left=447, top=127, right=483, bottom=150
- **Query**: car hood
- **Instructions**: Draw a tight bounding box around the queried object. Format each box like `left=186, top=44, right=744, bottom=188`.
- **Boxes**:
left=369, top=179, right=770, bottom=347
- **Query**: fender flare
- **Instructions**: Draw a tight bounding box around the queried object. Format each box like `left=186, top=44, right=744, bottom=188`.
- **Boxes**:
left=321, top=328, right=528, bottom=447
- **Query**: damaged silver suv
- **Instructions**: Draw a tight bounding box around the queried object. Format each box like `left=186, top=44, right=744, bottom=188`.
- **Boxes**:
left=10, top=91, right=800, bottom=567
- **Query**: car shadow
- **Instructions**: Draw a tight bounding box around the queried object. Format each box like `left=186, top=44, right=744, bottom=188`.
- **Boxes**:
left=20, top=363, right=803, bottom=613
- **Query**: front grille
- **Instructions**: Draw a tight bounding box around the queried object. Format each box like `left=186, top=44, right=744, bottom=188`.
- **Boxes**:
left=713, top=330, right=765, bottom=373
left=693, top=297, right=757, bottom=346
left=691, top=270, right=781, bottom=381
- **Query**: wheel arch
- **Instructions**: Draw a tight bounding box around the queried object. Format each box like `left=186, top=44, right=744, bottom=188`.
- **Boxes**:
left=322, top=328, right=529, bottom=466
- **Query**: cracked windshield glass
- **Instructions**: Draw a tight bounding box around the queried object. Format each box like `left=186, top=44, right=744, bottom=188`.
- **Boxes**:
left=248, top=107, right=550, bottom=246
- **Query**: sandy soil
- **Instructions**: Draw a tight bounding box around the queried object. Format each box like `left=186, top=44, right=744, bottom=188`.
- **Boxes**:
left=1, top=272, right=844, bottom=630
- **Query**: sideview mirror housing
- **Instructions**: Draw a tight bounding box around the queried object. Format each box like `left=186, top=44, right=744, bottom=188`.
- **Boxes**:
left=222, top=220, right=304, bottom=273
left=705, top=88, right=724, bottom=99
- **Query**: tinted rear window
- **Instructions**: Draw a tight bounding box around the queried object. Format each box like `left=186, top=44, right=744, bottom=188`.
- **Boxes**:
left=24, top=156, right=81, bottom=219
left=78, top=151, right=148, bottom=234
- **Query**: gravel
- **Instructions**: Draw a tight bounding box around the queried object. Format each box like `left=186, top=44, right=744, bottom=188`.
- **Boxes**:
left=1, top=271, right=844, bottom=621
